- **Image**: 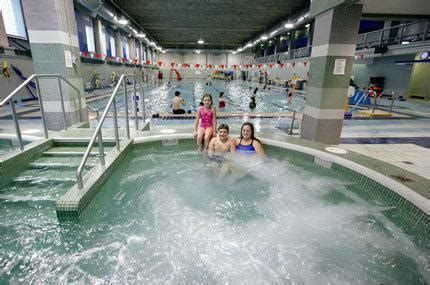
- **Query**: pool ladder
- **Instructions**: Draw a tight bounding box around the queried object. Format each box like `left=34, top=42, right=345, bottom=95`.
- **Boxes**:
left=76, top=74, right=147, bottom=189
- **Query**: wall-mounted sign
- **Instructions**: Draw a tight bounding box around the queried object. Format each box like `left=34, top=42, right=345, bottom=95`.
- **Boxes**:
left=64, top=50, right=73, bottom=68
left=333, top=58, right=346, bottom=75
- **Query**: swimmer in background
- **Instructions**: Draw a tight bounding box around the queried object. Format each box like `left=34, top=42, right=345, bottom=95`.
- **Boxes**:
left=219, top=92, right=226, bottom=109
left=208, top=124, right=235, bottom=176
left=249, top=96, right=256, bottom=109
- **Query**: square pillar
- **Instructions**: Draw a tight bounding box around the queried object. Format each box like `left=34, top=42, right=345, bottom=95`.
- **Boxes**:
left=300, top=3, right=362, bottom=144
left=21, top=0, right=87, bottom=130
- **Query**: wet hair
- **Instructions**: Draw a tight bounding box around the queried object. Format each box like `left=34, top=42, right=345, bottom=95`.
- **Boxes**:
left=175, top=91, right=181, bottom=96
left=202, top=94, right=213, bottom=106
left=254, top=87, right=258, bottom=94
left=220, top=92, right=224, bottom=97
left=239, top=122, right=261, bottom=143
left=218, top=124, right=229, bottom=132
left=199, top=101, right=204, bottom=106
left=250, top=96, right=256, bottom=102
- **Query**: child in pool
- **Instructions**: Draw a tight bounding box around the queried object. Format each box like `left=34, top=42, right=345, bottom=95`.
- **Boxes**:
left=208, top=124, right=235, bottom=176
left=208, top=124, right=235, bottom=157
left=235, top=122, right=264, bottom=156
left=193, top=94, right=217, bottom=151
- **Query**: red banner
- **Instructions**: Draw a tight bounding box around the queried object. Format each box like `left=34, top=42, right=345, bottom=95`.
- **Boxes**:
left=280, top=63, right=285, bottom=68
left=303, top=61, right=308, bottom=67
left=157, top=61, right=163, bottom=66
left=257, top=64, right=262, bottom=69
left=269, top=64, right=273, bottom=69
left=195, top=63, right=200, bottom=69
left=170, top=62, right=175, bottom=68
left=292, top=62, right=296, bottom=68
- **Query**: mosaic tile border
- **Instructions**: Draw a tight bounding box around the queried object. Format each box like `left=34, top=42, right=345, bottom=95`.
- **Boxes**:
left=56, top=139, right=133, bottom=221
left=0, top=139, right=53, bottom=186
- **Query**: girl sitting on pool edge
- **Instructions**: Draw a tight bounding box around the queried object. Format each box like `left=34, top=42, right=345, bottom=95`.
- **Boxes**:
left=235, top=122, right=264, bottom=156
left=193, top=94, right=217, bottom=152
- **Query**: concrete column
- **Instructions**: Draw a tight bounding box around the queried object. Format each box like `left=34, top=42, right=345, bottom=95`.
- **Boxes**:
left=0, top=11, right=10, bottom=48
left=92, top=17, right=102, bottom=55
left=300, top=3, right=362, bottom=144
left=114, top=29, right=122, bottom=59
left=128, top=37, right=134, bottom=60
left=21, top=0, right=87, bottom=130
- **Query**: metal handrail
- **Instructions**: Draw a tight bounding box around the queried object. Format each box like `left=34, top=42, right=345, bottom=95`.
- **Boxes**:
left=0, top=74, right=83, bottom=150
left=76, top=74, right=146, bottom=189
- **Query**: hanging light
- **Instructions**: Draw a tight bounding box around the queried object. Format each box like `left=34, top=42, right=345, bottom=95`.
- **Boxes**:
left=137, top=33, right=146, bottom=38
left=195, top=50, right=201, bottom=53
left=260, top=35, right=268, bottom=41
left=285, top=23, right=294, bottom=29
left=197, top=39, right=204, bottom=44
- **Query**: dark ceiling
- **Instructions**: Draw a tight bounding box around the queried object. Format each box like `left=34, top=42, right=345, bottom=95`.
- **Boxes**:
left=109, top=0, right=310, bottom=50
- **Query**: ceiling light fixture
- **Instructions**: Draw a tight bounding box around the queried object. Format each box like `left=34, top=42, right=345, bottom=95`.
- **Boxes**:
left=401, top=41, right=410, bottom=45
left=197, top=39, right=204, bottom=44
left=270, top=29, right=278, bottom=37
left=260, top=35, right=268, bottom=41
left=297, top=16, right=305, bottom=23
left=305, top=24, right=310, bottom=28
left=118, top=16, right=128, bottom=25
left=195, top=49, right=201, bottom=53
left=137, top=33, right=146, bottom=38
left=285, top=23, right=294, bottom=29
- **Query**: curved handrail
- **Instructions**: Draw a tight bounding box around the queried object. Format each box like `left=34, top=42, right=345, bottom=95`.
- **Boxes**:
left=76, top=74, right=146, bottom=189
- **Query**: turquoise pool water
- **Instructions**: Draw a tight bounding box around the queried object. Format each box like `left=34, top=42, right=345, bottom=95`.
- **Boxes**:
left=0, top=139, right=28, bottom=156
left=1, top=144, right=428, bottom=283
left=87, top=81, right=305, bottom=114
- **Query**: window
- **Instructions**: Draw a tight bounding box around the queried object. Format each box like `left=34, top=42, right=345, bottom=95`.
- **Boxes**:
left=110, top=36, right=116, bottom=57
left=0, top=0, right=26, bottom=38
left=100, top=24, right=107, bottom=56
left=85, top=25, right=95, bottom=52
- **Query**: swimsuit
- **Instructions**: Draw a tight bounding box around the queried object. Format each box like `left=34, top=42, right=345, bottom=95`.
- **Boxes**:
left=219, top=101, right=225, bottom=108
left=200, top=106, right=213, bottom=129
left=236, top=138, right=256, bottom=153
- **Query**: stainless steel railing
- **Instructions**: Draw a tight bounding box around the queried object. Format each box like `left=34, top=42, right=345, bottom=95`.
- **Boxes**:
left=76, top=74, right=146, bottom=189
left=254, top=46, right=312, bottom=64
left=0, top=74, right=83, bottom=150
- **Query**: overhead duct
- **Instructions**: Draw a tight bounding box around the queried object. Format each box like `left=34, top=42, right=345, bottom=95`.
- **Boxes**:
left=74, top=0, right=135, bottom=37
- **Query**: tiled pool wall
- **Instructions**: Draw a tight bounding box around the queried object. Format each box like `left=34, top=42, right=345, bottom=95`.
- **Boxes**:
left=51, top=136, right=429, bottom=243
left=0, top=139, right=53, bottom=187
left=56, top=139, right=134, bottom=221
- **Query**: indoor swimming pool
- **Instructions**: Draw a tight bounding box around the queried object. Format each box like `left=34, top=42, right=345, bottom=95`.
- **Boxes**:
left=87, top=81, right=305, bottom=115
left=1, top=143, right=428, bottom=283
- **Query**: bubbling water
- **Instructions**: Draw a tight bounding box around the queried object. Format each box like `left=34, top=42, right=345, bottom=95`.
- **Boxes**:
left=0, top=147, right=428, bottom=283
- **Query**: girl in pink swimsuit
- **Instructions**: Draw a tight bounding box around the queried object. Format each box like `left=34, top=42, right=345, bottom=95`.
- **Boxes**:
left=193, top=94, right=217, bottom=151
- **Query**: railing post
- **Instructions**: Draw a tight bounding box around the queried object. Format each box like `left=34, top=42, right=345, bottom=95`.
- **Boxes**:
left=140, top=82, right=146, bottom=122
left=98, top=129, right=105, bottom=166
left=389, top=91, right=395, bottom=113
left=77, top=174, right=83, bottom=189
left=10, top=100, right=24, bottom=150
left=398, top=25, right=405, bottom=45
left=289, top=110, right=296, bottom=135
left=379, top=30, right=384, bottom=46
left=423, top=21, right=429, bottom=42
left=35, top=77, right=48, bottom=138
left=133, top=77, right=138, bottom=130
left=57, top=77, right=68, bottom=130
left=363, top=33, right=367, bottom=49
left=112, top=96, right=120, bottom=151
left=123, top=77, right=130, bottom=139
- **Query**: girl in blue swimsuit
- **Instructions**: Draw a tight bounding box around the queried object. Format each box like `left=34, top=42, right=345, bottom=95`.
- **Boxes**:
left=235, top=122, right=264, bottom=156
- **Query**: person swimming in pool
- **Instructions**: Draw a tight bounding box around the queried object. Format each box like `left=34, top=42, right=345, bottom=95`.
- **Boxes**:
left=235, top=122, right=264, bottom=156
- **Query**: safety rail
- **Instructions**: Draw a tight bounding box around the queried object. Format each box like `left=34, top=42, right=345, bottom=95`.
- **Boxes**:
left=0, top=74, right=82, bottom=150
left=254, top=46, right=312, bottom=64
left=76, top=74, right=146, bottom=189
left=351, top=89, right=396, bottom=114
left=356, top=21, right=429, bottom=50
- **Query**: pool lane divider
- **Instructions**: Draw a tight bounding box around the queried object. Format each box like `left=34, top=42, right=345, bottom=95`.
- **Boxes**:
left=55, top=139, right=133, bottom=221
